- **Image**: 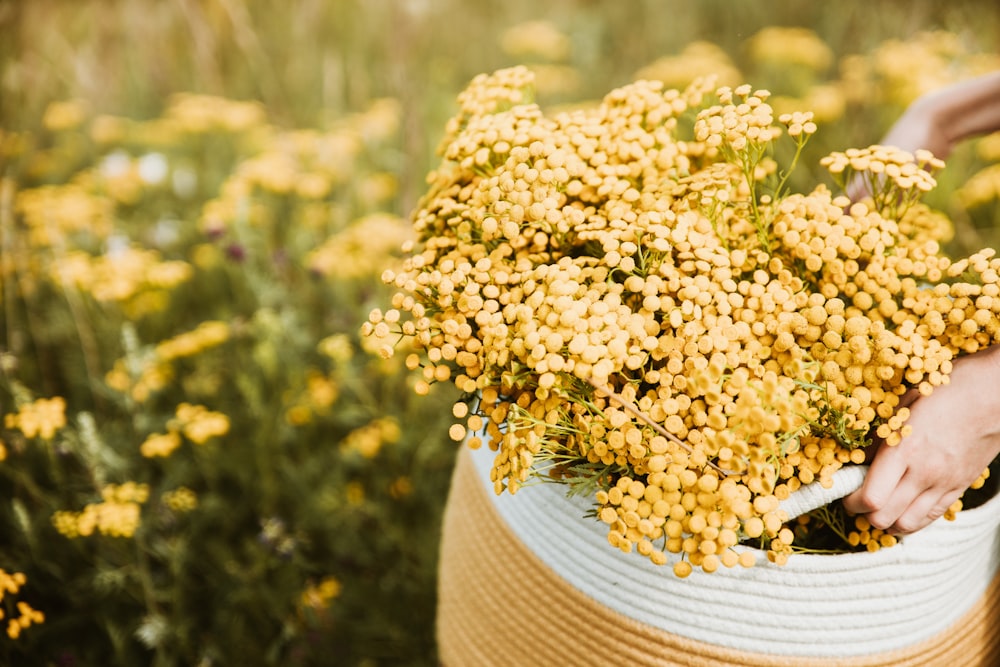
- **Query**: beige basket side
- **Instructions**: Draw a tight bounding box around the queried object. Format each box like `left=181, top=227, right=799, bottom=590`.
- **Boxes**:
left=437, top=447, right=1000, bottom=667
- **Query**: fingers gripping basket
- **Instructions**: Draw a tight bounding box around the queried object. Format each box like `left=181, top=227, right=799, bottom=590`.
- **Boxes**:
left=437, top=445, right=1000, bottom=666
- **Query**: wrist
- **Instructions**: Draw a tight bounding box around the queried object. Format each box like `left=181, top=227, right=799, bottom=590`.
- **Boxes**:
left=918, top=71, right=1000, bottom=155
left=980, top=344, right=1000, bottom=380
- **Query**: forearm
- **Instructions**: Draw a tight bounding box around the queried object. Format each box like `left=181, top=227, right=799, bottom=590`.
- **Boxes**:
left=917, top=71, right=1000, bottom=152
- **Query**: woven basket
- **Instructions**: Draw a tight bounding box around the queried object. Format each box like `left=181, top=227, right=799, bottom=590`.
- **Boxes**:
left=437, top=444, right=1000, bottom=666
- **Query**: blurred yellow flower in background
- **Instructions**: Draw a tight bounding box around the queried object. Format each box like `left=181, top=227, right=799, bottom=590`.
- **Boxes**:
left=165, top=93, right=266, bottom=134
left=140, top=431, right=182, bottom=458
left=956, top=164, right=1000, bottom=209
left=42, top=99, right=88, bottom=132
left=300, top=576, right=342, bottom=611
left=173, top=404, right=230, bottom=445
left=162, top=487, right=198, bottom=513
left=51, top=247, right=192, bottom=304
left=527, top=64, right=583, bottom=97
left=307, top=213, right=412, bottom=279
left=4, top=397, right=66, bottom=440
left=841, top=31, right=1000, bottom=107
left=2, top=580, right=44, bottom=639
left=318, top=334, right=354, bottom=365
left=354, top=98, right=402, bottom=143
left=500, top=20, right=571, bottom=62
left=52, top=483, right=149, bottom=539
left=155, top=321, right=231, bottom=361
left=341, top=417, right=401, bottom=460
left=16, top=183, right=113, bottom=247
left=0, top=571, right=34, bottom=639
left=746, top=27, right=834, bottom=72
left=634, top=42, right=742, bottom=90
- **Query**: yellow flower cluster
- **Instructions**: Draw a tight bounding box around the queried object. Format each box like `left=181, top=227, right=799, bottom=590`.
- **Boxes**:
left=745, top=27, right=834, bottom=72
left=162, top=486, right=198, bottom=513
left=499, top=20, right=571, bottom=62
left=171, top=403, right=230, bottom=445
left=0, top=569, right=44, bottom=639
left=197, top=98, right=399, bottom=236
left=4, top=397, right=67, bottom=440
left=285, top=370, right=339, bottom=426
left=956, top=163, right=1000, bottom=210
left=164, top=93, right=266, bottom=134
left=366, top=67, right=1000, bottom=573
left=155, top=321, right=231, bottom=361
left=821, top=145, right=945, bottom=219
left=140, top=431, right=182, bottom=458
left=307, top=213, right=413, bottom=280
left=318, top=334, right=354, bottom=365
left=15, top=183, right=114, bottom=248
left=839, top=31, right=1000, bottom=107
left=52, top=482, right=149, bottom=539
left=133, top=403, right=231, bottom=456
left=105, top=320, right=230, bottom=403
left=634, top=42, right=742, bottom=91
left=42, top=99, right=89, bottom=131
left=979, top=132, right=1000, bottom=162
left=52, top=246, right=192, bottom=304
left=771, top=85, right=846, bottom=125
left=341, top=417, right=402, bottom=459
left=300, top=576, right=342, bottom=612
left=846, top=514, right=898, bottom=552
left=4, top=600, right=44, bottom=640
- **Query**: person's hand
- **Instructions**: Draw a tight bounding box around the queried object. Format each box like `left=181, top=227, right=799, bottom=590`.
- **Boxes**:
left=842, top=345, right=1000, bottom=534
left=845, top=100, right=947, bottom=202
left=878, top=97, right=956, bottom=161
left=847, top=70, right=1000, bottom=202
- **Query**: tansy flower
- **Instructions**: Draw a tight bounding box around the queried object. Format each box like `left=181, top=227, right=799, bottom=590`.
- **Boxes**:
left=306, top=373, right=338, bottom=409
left=307, top=214, right=413, bottom=280
left=634, top=42, right=742, bottom=91
left=300, top=576, right=342, bottom=611
left=15, top=183, right=113, bottom=247
left=499, top=20, right=571, bottom=62
left=155, top=321, right=230, bottom=361
left=162, top=487, right=198, bottom=512
left=363, top=67, right=1000, bottom=573
left=341, top=418, right=399, bottom=459
left=52, top=484, right=148, bottom=539
left=318, top=334, right=353, bottom=364
left=43, top=99, right=88, bottom=131
left=745, top=27, right=833, bottom=72
left=140, top=431, right=182, bottom=458
left=5, top=397, right=67, bottom=440
left=173, top=404, right=230, bottom=444
left=5, top=599, right=44, bottom=639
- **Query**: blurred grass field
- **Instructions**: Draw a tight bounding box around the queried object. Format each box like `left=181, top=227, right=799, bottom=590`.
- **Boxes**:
left=1, top=1, right=999, bottom=665
left=4, top=0, right=1000, bottom=228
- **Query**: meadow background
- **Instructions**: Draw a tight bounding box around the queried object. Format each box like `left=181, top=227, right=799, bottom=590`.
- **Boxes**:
left=1, top=1, right=999, bottom=665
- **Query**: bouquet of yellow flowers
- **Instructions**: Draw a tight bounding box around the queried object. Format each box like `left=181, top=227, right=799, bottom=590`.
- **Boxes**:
left=364, top=66, right=1000, bottom=577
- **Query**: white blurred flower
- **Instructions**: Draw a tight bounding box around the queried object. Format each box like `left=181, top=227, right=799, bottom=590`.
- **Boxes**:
left=137, top=152, right=169, bottom=185
left=99, top=150, right=131, bottom=179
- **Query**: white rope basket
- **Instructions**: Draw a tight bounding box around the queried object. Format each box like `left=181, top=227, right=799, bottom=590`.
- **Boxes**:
left=465, top=441, right=1000, bottom=658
